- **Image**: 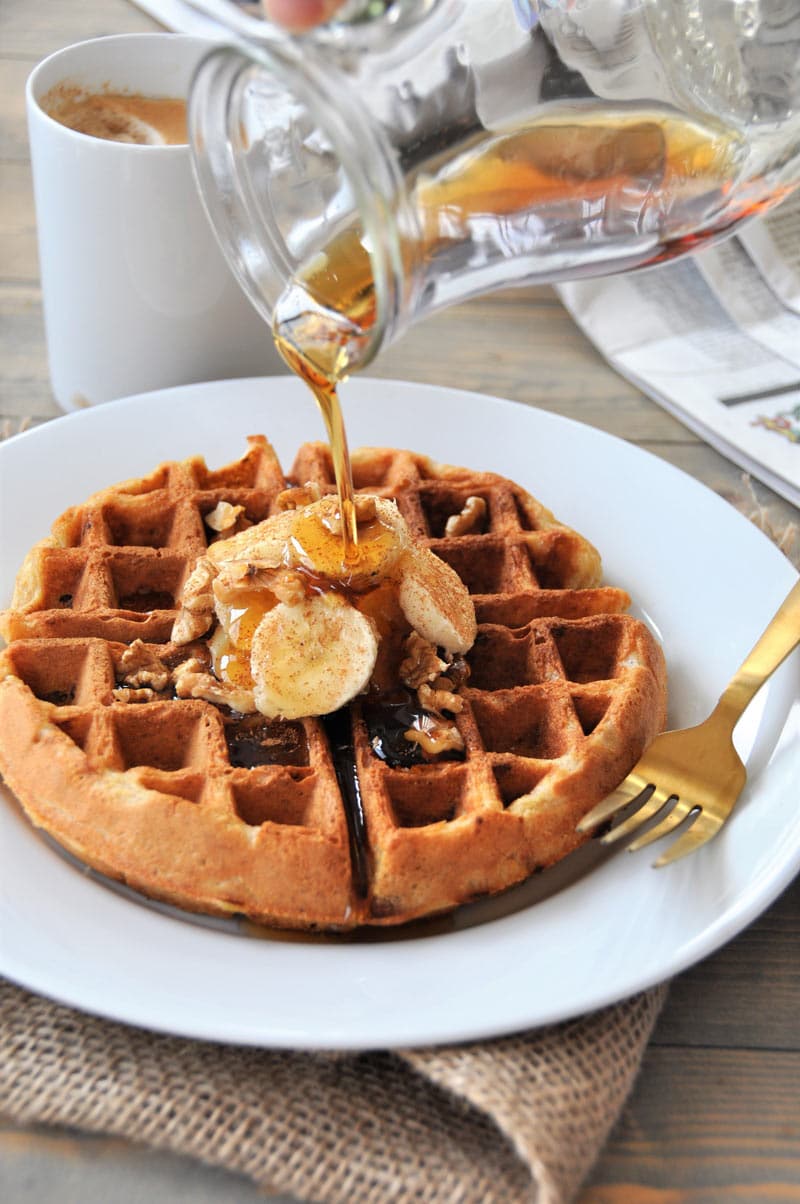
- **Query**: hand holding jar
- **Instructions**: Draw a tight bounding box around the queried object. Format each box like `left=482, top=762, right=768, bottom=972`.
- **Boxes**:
left=262, top=1, right=346, bottom=31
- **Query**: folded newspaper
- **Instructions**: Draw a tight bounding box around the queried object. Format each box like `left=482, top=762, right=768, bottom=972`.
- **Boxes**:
left=131, top=0, right=800, bottom=510
left=557, top=192, right=800, bottom=510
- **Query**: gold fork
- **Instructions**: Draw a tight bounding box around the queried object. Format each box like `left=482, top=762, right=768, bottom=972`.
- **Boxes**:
left=577, top=577, right=800, bottom=866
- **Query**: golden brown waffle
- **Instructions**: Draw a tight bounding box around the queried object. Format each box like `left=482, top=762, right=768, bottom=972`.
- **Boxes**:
left=0, top=437, right=666, bottom=929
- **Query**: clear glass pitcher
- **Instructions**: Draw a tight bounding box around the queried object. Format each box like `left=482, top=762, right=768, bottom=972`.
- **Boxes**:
left=188, top=0, right=800, bottom=375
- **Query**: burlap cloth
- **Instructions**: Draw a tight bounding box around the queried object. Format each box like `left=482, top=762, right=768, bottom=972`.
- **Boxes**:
left=1, top=477, right=796, bottom=1204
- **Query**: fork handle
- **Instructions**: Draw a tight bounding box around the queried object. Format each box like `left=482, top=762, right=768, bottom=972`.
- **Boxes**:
left=716, top=577, right=800, bottom=724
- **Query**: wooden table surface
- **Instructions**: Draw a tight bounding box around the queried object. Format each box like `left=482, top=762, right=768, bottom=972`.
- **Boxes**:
left=2, top=2, right=799, bottom=1201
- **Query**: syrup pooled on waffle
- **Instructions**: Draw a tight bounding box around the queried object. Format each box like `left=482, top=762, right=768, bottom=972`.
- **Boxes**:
left=0, top=437, right=666, bottom=929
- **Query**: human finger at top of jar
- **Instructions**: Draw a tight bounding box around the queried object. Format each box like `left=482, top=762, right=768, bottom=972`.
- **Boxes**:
left=262, top=0, right=346, bottom=30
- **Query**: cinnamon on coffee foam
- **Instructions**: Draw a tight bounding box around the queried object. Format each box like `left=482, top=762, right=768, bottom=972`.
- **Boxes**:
left=41, top=85, right=187, bottom=146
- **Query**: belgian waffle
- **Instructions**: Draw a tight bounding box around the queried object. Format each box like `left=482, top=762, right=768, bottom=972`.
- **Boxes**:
left=0, top=437, right=667, bottom=929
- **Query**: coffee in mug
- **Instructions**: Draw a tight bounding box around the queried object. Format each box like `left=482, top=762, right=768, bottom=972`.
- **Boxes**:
left=41, top=86, right=188, bottom=146
left=26, top=34, right=285, bottom=411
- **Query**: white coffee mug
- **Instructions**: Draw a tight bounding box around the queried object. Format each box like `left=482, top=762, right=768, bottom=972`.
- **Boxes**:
left=26, top=33, right=285, bottom=412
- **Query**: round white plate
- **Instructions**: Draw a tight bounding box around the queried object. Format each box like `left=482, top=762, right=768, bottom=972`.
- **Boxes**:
left=1, top=378, right=798, bottom=1050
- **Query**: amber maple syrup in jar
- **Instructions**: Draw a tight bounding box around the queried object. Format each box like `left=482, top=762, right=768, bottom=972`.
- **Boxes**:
left=189, top=0, right=800, bottom=547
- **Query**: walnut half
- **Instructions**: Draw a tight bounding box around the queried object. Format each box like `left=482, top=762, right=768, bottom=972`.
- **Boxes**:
left=276, top=482, right=323, bottom=511
left=204, top=500, right=248, bottom=535
left=172, top=557, right=217, bottom=645
left=117, top=640, right=170, bottom=691
left=445, top=495, right=487, bottom=537
left=417, top=681, right=464, bottom=716
left=112, top=686, right=157, bottom=704
left=172, top=657, right=255, bottom=714
left=404, top=715, right=464, bottom=756
left=399, top=631, right=448, bottom=690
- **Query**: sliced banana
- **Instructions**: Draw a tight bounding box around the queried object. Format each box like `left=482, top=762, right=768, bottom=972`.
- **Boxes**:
left=287, top=495, right=409, bottom=589
left=250, top=593, right=378, bottom=720
left=208, top=496, right=409, bottom=585
left=397, top=547, right=477, bottom=655
left=207, top=508, right=297, bottom=571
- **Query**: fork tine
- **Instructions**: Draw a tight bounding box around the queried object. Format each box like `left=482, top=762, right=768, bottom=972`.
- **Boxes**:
left=599, top=785, right=674, bottom=845
left=654, top=811, right=722, bottom=867
left=576, top=779, right=649, bottom=833
left=625, top=796, right=694, bottom=852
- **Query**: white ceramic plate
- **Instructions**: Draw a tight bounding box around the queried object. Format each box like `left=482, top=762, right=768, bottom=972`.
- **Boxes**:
left=1, top=378, right=798, bottom=1050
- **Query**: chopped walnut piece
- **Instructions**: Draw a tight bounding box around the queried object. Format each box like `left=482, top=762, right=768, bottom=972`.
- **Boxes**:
left=276, top=482, right=323, bottom=511
left=418, top=681, right=464, bottom=716
left=204, top=500, right=247, bottom=534
left=172, top=557, right=217, bottom=644
left=404, top=716, right=464, bottom=756
left=271, top=569, right=306, bottom=608
left=445, top=495, right=487, bottom=537
left=117, top=640, right=170, bottom=691
left=112, top=686, right=157, bottom=704
left=172, top=657, right=255, bottom=713
left=399, top=631, right=448, bottom=689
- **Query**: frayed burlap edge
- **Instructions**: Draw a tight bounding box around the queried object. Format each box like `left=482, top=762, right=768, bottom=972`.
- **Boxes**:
left=0, top=979, right=667, bottom=1204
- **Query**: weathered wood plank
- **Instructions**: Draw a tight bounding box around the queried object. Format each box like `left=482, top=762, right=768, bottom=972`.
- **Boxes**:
left=0, top=0, right=161, bottom=60
left=582, top=1047, right=800, bottom=1200
left=0, top=162, right=38, bottom=283
left=0, top=283, right=56, bottom=423
left=0, top=1122, right=294, bottom=1204
left=0, top=57, right=30, bottom=161
left=651, top=877, right=800, bottom=1053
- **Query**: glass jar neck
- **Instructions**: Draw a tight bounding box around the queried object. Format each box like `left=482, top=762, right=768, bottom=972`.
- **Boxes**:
left=188, top=38, right=418, bottom=373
